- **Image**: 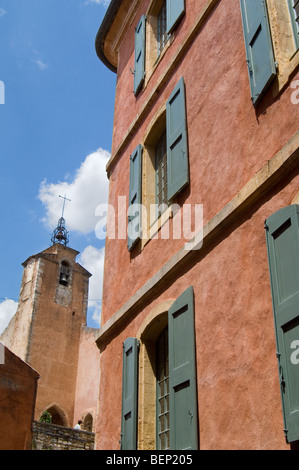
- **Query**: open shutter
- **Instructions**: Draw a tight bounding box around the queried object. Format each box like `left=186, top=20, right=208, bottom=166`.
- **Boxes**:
left=134, top=15, right=146, bottom=95
left=166, top=77, right=189, bottom=201
left=127, top=145, right=142, bottom=252
left=168, top=286, right=198, bottom=450
left=265, top=205, right=299, bottom=443
left=240, top=0, right=276, bottom=106
left=121, top=338, right=139, bottom=450
left=167, top=0, right=185, bottom=33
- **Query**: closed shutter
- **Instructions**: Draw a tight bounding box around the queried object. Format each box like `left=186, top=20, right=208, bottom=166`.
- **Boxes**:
left=121, top=338, right=139, bottom=450
left=167, top=0, right=185, bottom=33
left=240, top=0, right=276, bottom=106
left=127, top=145, right=142, bottom=252
left=265, top=205, right=299, bottom=443
left=166, top=77, right=189, bottom=201
left=134, top=15, right=146, bottom=95
left=168, top=286, right=198, bottom=450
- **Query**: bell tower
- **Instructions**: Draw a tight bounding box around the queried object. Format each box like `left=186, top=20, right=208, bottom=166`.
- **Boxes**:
left=0, top=214, right=92, bottom=427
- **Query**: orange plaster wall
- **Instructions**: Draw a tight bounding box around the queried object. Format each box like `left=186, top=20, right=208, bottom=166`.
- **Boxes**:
left=96, top=168, right=299, bottom=450
left=0, top=346, right=39, bottom=450
left=96, top=0, right=299, bottom=450
left=73, top=326, right=101, bottom=428
left=101, top=0, right=299, bottom=325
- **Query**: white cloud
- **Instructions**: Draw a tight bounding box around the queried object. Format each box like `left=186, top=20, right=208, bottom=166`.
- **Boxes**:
left=33, top=59, right=48, bottom=71
left=39, top=148, right=110, bottom=327
left=0, top=299, right=18, bottom=334
left=85, top=0, right=110, bottom=6
left=0, top=8, right=6, bottom=18
left=78, top=245, right=105, bottom=327
left=39, top=148, right=110, bottom=235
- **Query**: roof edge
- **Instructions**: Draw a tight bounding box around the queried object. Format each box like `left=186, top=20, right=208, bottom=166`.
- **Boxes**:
left=95, top=0, right=122, bottom=73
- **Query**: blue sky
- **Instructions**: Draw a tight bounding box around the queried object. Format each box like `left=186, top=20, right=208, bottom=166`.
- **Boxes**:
left=0, top=0, right=115, bottom=332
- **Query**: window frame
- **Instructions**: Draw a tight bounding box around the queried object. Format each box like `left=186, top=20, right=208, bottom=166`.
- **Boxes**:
left=157, top=1, right=168, bottom=58
left=265, top=0, right=299, bottom=94
left=155, top=130, right=168, bottom=211
left=288, top=0, right=299, bottom=50
left=156, top=326, right=170, bottom=450
left=138, top=77, right=189, bottom=251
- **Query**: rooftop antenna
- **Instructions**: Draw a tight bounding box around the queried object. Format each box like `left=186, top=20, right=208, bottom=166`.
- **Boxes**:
left=51, top=194, right=71, bottom=246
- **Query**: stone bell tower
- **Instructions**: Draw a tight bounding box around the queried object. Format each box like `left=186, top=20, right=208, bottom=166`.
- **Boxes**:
left=0, top=215, right=92, bottom=427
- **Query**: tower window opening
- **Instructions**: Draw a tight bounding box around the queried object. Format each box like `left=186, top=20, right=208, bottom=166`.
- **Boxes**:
left=59, top=261, right=71, bottom=287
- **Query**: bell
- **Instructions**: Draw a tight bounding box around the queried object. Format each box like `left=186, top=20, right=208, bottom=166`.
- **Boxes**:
left=60, top=273, right=68, bottom=286
left=56, top=231, right=64, bottom=241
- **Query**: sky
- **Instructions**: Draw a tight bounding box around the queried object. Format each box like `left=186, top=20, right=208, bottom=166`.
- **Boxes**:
left=0, top=0, right=115, bottom=333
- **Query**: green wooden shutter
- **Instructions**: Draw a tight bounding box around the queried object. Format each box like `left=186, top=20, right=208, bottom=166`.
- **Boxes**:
left=167, top=0, right=185, bottom=34
left=166, top=77, right=189, bottom=201
left=168, top=286, right=198, bottom=450
left=265, top=205, right=299, bottom=443
left=240, top=0, right=276, bottom=106
left=127, top=144, right=142, bottom=252
left=134, top=15, right=146, bottom=95
left=121, top=337, right=139, bottom=450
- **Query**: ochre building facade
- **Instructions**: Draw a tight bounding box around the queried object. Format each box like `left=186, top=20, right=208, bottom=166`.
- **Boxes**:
left=94, top=0, right=299, bottom=450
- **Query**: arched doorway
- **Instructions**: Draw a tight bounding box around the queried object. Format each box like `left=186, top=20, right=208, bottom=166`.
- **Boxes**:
left=41, top=404, right=67, bottom=427
left=83, top=413, right=93, bottom=432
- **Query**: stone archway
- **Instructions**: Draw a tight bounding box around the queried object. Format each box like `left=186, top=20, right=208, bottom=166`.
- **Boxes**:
left=83, top=413, right=93, bottom=432
left=42, top=403, right=68, bottom=427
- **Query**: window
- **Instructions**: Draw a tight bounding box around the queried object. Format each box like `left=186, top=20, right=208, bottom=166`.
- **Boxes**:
left=133, top=0, right=186, bottom=95
left=265, top=205, right=299, bottom=443
left=120, top=287, right=198, bottom=450
left=128, top=77, right=189, bottom=252
left=157, top=2, right=168, bottom=58
left=288, top=0, right=299, bottom=49
left=155, top=131, right=168, bottom=209
left=156, top=327, right=170, bottom=450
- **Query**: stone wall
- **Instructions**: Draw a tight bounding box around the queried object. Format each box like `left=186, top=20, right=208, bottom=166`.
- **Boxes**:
left=32, top=421, right=94, bottom=450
